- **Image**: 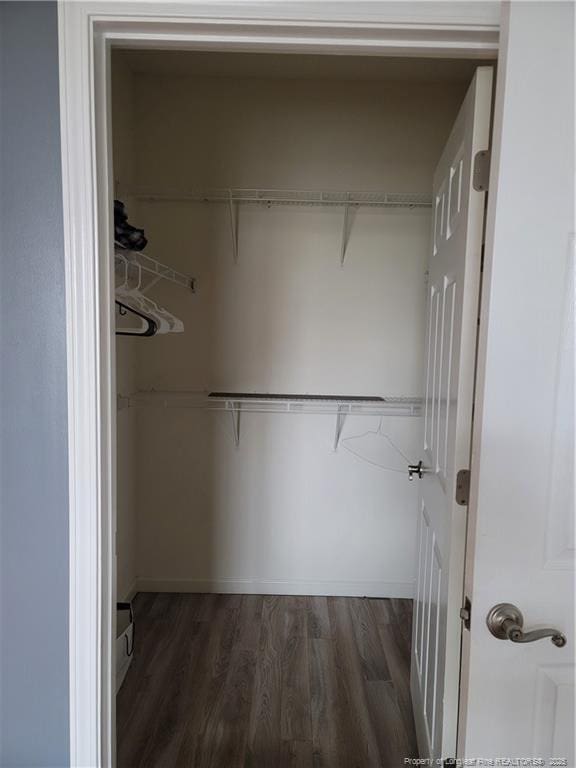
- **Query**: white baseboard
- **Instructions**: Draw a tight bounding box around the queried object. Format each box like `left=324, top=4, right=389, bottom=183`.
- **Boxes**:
left=120, top=579, right=138, bottom=604
left=135, top=577, right=414, bottom=599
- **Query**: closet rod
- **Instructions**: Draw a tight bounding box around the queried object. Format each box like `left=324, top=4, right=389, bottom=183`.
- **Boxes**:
left=131, top=188, right=433, bottom=209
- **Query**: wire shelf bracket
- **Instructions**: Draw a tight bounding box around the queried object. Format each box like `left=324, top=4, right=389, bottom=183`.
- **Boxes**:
left=340, top=197, right=358, bottom=267
left=334, top=404, right=348, bottom=451
left=230, top=401, right=241, bottom=447
left=227, top=189, right=239, bottom=265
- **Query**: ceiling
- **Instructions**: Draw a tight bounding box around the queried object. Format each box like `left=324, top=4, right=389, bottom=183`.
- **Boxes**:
left=113, top=49, right=489, bottom=83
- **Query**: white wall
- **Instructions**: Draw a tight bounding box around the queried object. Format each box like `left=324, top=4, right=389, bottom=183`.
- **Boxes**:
left=114, top=59, right=466, bottom=597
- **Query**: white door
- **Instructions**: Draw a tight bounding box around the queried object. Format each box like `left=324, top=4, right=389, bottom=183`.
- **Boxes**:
left=410, top=66, right=493, bottom=760
left=459, top=2, right=575, bottom=764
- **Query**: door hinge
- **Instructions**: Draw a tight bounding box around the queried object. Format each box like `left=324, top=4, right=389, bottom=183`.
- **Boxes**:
left=456, top=469, right=471, bottom=505
left=473, top=149, right=491, bottom=192
left=460, top=596, right=472, bottom=631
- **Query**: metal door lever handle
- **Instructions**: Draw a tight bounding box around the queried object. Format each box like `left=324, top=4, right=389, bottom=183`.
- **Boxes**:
left=486, top=603, right=567, bottom=648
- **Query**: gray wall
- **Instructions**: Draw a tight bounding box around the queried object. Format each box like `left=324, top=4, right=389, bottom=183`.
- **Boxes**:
left=0, top=2, right=69, bottom=765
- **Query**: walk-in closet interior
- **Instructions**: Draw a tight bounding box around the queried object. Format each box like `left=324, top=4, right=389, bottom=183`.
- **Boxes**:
left=112, top=50, right=484, bottom=767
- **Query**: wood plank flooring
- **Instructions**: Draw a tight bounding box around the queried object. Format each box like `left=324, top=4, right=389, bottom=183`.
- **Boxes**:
left=117, top=593, right=418, bottom=768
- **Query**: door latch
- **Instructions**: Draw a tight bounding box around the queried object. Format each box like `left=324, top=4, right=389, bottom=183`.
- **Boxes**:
left=460, top=596, right=472, bottom=630
left=408, top=461, right=431, bottom=481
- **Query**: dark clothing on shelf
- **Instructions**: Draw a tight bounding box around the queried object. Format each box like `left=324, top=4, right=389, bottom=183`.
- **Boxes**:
left=114, top=199, right=147, bottom=251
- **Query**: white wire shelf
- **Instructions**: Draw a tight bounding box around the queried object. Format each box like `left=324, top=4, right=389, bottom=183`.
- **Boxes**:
left=132, top=188, right=433, bottom=209
left=120, top=390, right=423, bottom=449
left=131, top=188, right=431, bottom=267
left=125, top=390, right=422, bottom=414
left=115, top=246, right=196, bottom=292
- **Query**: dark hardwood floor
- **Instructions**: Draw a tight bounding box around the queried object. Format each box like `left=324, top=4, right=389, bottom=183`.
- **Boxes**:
left=117, top=593, right=418, bottom=768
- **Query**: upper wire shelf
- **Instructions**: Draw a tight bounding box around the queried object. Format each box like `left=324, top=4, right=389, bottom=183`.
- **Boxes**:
left=130, top=188, right=432, bottom=266
left=132, top=188, right=433, bottom=210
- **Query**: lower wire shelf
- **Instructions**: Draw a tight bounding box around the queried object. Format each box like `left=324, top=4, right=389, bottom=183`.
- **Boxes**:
left=119, top=390, right=423, bottom=449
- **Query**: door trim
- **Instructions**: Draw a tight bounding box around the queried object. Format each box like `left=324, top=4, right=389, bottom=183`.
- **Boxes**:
left=57, top=3, right=500, bottom=765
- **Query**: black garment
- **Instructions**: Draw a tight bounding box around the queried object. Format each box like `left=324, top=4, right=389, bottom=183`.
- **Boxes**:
left=114, top=199, right=147, bottom=251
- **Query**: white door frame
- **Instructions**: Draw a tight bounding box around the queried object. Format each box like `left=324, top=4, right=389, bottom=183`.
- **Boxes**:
left=57, top=2, right=500, bottom=765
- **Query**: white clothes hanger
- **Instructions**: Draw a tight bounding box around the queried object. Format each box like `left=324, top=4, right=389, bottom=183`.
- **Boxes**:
left=114, top=250, right=184, bottom=334
left=115, top=300, right=158, bottom=337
